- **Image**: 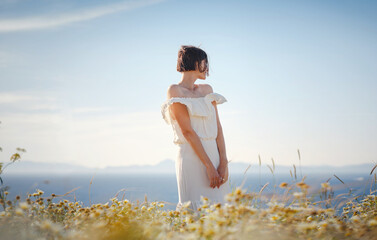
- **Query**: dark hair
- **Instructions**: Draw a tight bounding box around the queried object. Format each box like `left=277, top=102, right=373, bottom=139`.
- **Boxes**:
left=177, top=45, right=209, bottom=76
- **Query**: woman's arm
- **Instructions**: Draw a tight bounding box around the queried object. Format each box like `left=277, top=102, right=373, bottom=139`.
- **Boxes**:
left=213, top=102, right=227, bottom=163
left=213, top=102, right=229, bottom=184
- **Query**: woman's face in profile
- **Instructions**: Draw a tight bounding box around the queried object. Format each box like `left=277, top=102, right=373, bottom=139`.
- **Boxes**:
left=196, top=59, right=208, bottom=80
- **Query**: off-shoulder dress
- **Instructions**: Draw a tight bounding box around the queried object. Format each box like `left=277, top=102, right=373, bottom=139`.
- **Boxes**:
left=161, top=92, right=231, bottom=211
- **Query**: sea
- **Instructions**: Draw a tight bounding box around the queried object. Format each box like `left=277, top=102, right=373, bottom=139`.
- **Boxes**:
left=1, top=172, right=374, bottom=213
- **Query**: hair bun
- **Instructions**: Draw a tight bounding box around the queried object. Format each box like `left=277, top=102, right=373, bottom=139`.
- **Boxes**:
left=177, top=45, right=209, bottom=77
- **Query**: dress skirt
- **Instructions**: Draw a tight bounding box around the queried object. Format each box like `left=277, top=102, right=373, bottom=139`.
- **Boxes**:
left=175, top=138, right=231, bottom=211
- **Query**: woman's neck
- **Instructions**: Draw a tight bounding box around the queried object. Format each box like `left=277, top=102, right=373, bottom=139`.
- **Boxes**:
left=179, top=73, right=198, bottom=91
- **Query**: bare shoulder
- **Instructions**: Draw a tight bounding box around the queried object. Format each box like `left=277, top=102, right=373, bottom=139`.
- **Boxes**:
left=166, top=84, right=183, bottom=99
left=198, top=83, right=213, bottom=95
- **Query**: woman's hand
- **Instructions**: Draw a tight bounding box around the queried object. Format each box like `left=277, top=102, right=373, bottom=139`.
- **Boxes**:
left=206, top=165, right=221, bottom=188
left=217, top=162, right=229, bottom=187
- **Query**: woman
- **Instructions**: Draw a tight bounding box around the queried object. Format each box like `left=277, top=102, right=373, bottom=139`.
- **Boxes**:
left=161, top=45, right=230, bottom=211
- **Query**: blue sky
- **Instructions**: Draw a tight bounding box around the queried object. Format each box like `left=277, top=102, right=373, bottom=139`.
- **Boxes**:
left=0, top=0, right=376, bottom=168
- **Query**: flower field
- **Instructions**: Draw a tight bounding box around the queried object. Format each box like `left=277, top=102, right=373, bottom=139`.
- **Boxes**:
left=1, top=176, right=377, bottom=240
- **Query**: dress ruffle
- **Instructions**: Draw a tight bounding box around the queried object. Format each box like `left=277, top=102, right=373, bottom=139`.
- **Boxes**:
left=161, top=92, right=227, bottom=125
left=205, top=92, right=227, bottom=105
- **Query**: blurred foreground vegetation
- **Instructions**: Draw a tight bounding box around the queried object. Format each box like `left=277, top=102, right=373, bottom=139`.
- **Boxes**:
left=0, top=172, right=376, bottom=239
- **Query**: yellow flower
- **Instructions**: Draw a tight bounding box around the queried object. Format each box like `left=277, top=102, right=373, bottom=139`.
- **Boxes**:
left=350, top=216, right=360, bottom=223
left=225, top=193, right=233, bottom=202
left=279, top=182, right=288, bottom=188
left=235, top=187, right=243, bottom=196
left=270, top=215, right=278, bottom=221
left=40, top=220, right=52, bottom=230
left=168, top=211, right=174, bottom=217
left=15, top=208, right=24, bottom=216
left=368, top=219, right=377, bottom=227
left=19, top=202, right=29, bottom=210
left=296, top=182, right=310, bottom=189
left=182, top=201, right=191, bottom=209
left=293, top=192, right=304, bottom=198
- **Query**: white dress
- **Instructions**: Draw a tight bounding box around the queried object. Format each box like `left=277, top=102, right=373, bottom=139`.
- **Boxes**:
left=161, top=92, right=231, bottom=211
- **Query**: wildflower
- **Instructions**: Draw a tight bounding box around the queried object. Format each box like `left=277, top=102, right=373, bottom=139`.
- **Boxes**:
left=279, top=182, right=288, bottom=188
left=293, top=192, right=304, bottom=198
left=159, top=203, right=164, bottom=208
left=225, top=193, right=233, bottom=202
left=270, top=215, right=278, bottom=221
left=185, top=216, right=194, bottom=223
left=367, top=195, right=376, bottom=199
left=182, top=201, right=191, bottom=209
left=321, top=182, right=331, bottom=189
left=40, top=220, right=52, bottom=230
left=298, top=222, right=318, bottom=231
left=235, top=187, right=243, bottom=196
left=19, top=202, right=29, bottom=210
left=319, top=221, right=328, bottom=228
left=4, top=191, right=9, bottom=195
left=15, top=208, right=24, bottom=216
left=204, top=228, right=215, bottom=238
left=37, top=189, right=44, bottom=195
left=201, top=196, right=209, bottom=203
left=350, top=216, right=360, bottom=223
left=296, top=182, right=310, bottom=189
left=367, top=219, right=377, bottom=227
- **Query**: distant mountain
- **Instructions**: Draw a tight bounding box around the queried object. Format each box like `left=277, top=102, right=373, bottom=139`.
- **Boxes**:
left=2, top=159, right=375, bottom=176
left=103, top=159, right=175, bottom=174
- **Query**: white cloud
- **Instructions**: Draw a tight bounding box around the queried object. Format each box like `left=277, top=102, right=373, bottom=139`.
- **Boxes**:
left=0, top=0, right=167, bottom=32
left=0, top=91, right=59, bottom=111
left=71, top=107, right=112, bottom=114
left=0, top=92, right=38, bottom=104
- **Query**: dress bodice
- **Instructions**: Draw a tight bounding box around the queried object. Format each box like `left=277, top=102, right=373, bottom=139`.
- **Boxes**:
left=161, top=92, right=227, bottom=145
